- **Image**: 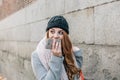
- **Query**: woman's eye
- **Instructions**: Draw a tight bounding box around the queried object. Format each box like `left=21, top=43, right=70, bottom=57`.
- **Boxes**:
left=50, top=30, right=55, bottom=34
left=59, top=31, right=63, bottom=35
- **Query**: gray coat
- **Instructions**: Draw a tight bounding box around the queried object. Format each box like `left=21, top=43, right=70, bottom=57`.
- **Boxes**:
left=31, top=49, right=83, bottom=80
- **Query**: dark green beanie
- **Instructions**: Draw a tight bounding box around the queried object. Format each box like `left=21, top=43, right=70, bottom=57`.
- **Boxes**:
left=46, top=16, right=69, bottom=34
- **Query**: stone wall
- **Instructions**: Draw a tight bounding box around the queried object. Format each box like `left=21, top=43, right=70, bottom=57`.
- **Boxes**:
left=0, top=0, right=36, bottom=20
left=0, top=0, right=120, bottom=80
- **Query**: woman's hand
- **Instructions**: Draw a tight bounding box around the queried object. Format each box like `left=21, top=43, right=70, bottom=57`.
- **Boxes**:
left=51, top=39, right=62, bottom=57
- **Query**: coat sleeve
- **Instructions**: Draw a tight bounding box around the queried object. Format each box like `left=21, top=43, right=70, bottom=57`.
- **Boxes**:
left=74, top=49, right=83, bottom=69
left=31, top=51, right=64, bottom=80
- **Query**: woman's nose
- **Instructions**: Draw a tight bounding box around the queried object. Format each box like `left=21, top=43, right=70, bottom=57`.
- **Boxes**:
left=54, top=33, right=59, bottom=38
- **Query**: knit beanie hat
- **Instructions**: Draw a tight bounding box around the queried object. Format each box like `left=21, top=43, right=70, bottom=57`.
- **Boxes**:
left=46, top=16, right=69, bottom=34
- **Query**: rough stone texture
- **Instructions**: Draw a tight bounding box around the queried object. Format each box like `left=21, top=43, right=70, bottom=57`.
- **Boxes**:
left=0, top=0, right=120, bottom=80
left=25, top=0, right=47, bottom=23
left=95, top=1, right=120, bottom=45
left=0, top=41, right=37, bottom=59
left=0, top=50, right=36, bottom=80
left=46, top=0, right=65, bottom=17
left=0, top=41, right=37, bottom=80
left=0, top=8, right=26, bottom=30
left=65, top=0, right=116, bottom=13
left=64, top=8, right=94, bottom=44
left=30, top=20, right=48, bottom=42
left=25, top=0, right=64, bottom=23
left=0, top=24, right=30, bottom=41
left=76, top=44, right=120, bottom=80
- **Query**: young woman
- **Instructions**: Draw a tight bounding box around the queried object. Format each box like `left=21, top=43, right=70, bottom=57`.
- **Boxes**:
left=31, top=16, right=83, bottom=80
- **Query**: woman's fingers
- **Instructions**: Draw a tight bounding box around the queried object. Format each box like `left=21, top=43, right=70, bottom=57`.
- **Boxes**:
left=52, top=39, right=62, bottom=57
left=55, top=41, right=59, bottom=49
left=58, top=41, right=61, bottom=51
left=52, top=39, right=56, bottom=49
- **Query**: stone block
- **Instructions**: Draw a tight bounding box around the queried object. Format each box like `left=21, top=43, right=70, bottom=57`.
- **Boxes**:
left=64, top=8, right=94, bottom=44
left=0, top=31, right=3, bottom=40
left=0, top=41, right=37, bottom=59
left=79, top=44, right=120, bottom=80
left=0, top=25, right=30, bottom=41
left=65, top=0, right=115, bottom=13
left=25, top=0, right=47, bottom=23
left=46, top=0, right=64, bottom=17
left=30, top=19, right=48, bottom=42
left=0, top=29, right=12, bottom=41
left=1, top=54, right=24, bottom=80
left=0, top=41, right=9, bottom=52
left=0, top=9, right=26, bottom=30
left=13, top=25, right=30, bottom=41
left=94, top=1, right=120, bottom=45
left=25, top=0, right=64, bottom=23
left=23, top=60, right=35, bottom=80
left=17, top=41, right=37, bottom=59
left=0, top=41, right=18, bottom=57
left=8, top=54, right=24, bottom=72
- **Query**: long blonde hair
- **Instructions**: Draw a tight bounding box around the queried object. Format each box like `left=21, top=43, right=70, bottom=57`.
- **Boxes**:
left=47, top=31, right=80, bottom=80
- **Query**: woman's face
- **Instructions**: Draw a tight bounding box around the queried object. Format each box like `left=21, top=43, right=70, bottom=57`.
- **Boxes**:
left=48, top=27, right=64, bottom=39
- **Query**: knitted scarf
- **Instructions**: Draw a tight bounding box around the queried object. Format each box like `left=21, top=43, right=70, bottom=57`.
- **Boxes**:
left=36, top=36, right=79, bottom=80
